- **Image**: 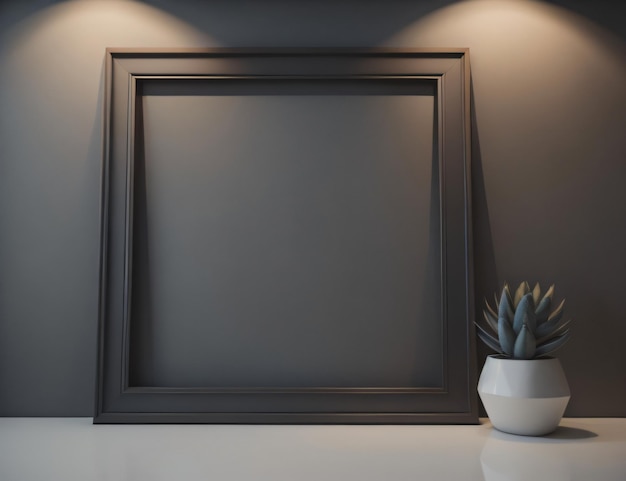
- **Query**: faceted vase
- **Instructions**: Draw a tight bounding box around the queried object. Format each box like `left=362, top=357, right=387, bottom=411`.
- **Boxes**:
left=478, top=355, right=570, bottom=436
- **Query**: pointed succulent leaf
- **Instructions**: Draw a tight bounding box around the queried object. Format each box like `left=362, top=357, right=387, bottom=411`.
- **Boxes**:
left=513, top=282, right=530, bottom=308
left=541, top=285, right=555, bottom=303
left=513, top=293, right=536, bottom=335
left=535, top=331, right=570, bottom=357
left=478, top=334, right=502, bottom=354
left=476, top=323, right=503, bottom=353
left=513, top=325, right=536, bottom=359
left=498, top=288, right=514, bottom=323
left=476, top=322, right=499, bottom=343
left=503, top=283, right=515, bottom=309
left=485, top=297, right=498, bottom=319
left=498, top=313, right=515, bottom=356
left=535, top=312, right=570, bottom=340
left=535, top=296, right=552, bottom=325
left=483, top=309, right=499, bottom=334
left=547, top=299, right=566, bottom=324
left=532, top=282, right=541, bottom=307
left=537, top=320, right=572, bottom=345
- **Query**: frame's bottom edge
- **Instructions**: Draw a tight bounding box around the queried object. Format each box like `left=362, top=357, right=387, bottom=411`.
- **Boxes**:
left=93, top=412, right=479, bottom=425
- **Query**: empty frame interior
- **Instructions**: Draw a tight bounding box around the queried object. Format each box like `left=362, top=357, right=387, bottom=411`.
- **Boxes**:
left=96, top=49, right=476, bottom=423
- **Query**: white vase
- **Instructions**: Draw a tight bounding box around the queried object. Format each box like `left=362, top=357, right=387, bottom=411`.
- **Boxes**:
left=478, top=355, right=570, bottom=436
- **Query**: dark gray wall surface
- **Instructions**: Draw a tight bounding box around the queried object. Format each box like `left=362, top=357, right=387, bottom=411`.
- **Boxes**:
left=0, top=0, right=624, bottom=416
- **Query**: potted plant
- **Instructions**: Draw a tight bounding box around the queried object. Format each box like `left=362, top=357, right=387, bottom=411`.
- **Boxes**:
left=476, top=282, right=571, bottom=436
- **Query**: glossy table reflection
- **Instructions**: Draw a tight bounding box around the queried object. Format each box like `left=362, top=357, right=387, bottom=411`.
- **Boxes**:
left=0, top=418, right=624, bottom=480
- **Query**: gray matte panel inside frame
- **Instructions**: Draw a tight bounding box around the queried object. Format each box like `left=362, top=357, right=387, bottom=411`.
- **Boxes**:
left=129, top=79, right=442, bottom=388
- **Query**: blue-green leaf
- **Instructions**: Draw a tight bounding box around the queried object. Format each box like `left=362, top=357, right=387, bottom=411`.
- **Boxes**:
left=535, top=331, right=570, bottom=357
left=541, top=285, right=555, bottom=304
left=513, top=293, right=536, bottom=335
left=513, top=282, right=530, bottom=308
left=513, top=325, right=536, bottom=359
left=483, top=309, right=499, bottom=334
left=535, top=311, right=569, bottom=339
left=547, top=299, right=565, bottom=324
left=532, top=282, right=541, bottom=306
left=537, top=320, right=572, bottom=344
left=535, top=296, right=552, bottom=325
left=503, top=283, right=515, bottom=309
left=476, top=324, right=503, bottom=354
left=498, top=312, right=515, bottom=356
left=498, top=288, right=514, bottom=323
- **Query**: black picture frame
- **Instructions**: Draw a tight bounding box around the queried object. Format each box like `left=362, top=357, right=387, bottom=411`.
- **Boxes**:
left=95, top=48, right=476, bottom=424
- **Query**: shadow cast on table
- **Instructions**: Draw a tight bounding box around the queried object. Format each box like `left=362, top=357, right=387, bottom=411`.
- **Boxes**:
left=487, top=426, right=598, bottom=443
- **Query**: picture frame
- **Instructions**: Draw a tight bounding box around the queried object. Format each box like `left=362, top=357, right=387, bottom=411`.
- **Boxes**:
left=95, top=48, right=476, bottom=424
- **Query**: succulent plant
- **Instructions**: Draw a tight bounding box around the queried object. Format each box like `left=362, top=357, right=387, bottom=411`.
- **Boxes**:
left=476, top=282, right=571, bottom=360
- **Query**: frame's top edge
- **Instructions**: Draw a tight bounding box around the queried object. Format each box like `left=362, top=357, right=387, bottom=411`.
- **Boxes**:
left=105, top=47, right=469, bottom=58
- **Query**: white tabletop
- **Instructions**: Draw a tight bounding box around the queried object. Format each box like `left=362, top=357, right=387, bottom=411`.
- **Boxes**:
left=0, top=417, right=624, bottom=480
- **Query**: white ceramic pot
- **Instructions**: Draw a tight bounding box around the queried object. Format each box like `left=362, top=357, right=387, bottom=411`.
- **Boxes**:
left=478, top=355, right=570, bottom=436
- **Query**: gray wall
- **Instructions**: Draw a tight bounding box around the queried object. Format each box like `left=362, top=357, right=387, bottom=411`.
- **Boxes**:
left=0, top=0, right=624, bottom=416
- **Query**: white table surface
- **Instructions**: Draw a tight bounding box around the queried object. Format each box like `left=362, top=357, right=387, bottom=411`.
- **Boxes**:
left=0, top=417, right=624, bottom=480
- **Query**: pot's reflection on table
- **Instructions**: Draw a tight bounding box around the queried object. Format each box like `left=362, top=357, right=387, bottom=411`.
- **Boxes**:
left=479, top=419, right=626, bottom=481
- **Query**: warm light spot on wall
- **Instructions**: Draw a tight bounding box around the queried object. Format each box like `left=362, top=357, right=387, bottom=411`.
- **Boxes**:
left=0, top=0, right=217, bottom=176
left=2, top=0, right=216, bottom=113
left=389, top=0, right=625, bottom=79
left=3, top=0, right=215, bottom=68
left=388, top=0, right=625, bottom=176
